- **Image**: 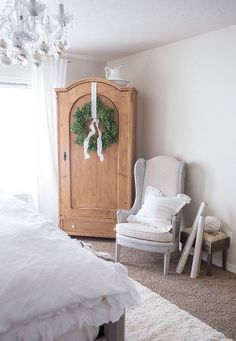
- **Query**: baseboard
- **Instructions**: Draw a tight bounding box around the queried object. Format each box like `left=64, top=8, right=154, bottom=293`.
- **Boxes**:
left=225, top=262, right=236, bottom=274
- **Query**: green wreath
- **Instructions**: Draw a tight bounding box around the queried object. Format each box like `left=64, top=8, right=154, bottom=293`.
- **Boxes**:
left=71, top=97, right=118, bottom=152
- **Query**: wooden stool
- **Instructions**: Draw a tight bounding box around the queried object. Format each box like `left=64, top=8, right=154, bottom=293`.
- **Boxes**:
left=180, top=228, right=230, bottom=276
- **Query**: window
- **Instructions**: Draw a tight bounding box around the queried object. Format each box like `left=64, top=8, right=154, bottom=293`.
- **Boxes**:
left=0, top=80, right=36, bottom=194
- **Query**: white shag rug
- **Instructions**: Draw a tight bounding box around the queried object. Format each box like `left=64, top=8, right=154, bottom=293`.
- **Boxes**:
left=126, top=281, right=232, bottom=341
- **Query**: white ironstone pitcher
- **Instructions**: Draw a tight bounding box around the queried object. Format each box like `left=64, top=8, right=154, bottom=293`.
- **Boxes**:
left=104, top=65, right=123, bottom=80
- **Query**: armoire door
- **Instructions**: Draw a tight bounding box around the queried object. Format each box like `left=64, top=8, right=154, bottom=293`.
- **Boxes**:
left=56, top=78, right=136, bottom=237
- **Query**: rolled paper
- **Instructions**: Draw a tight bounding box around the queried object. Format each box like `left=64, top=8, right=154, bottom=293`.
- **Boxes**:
left=190, top=216, right=205, bottom=279
left=176, top=202, right=207, bottom=274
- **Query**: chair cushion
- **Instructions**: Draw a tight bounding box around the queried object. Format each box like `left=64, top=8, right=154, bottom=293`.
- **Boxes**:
left=116, top=223, right=173, bottom=243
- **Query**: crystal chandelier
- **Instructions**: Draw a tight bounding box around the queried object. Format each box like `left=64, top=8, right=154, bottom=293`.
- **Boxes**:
left=0, top=0, right=73, bottom=67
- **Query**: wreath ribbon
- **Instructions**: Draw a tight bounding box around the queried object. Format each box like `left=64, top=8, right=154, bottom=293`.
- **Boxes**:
left=83, top=82, right=104, bottom=162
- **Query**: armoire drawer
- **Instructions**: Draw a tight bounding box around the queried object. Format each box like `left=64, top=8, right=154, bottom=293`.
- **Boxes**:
left=60, top=218, right=116, bottom=238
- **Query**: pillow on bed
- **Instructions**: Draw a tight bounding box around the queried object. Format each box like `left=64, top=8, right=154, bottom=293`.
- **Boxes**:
left=127, top=187, right=190, bottom=233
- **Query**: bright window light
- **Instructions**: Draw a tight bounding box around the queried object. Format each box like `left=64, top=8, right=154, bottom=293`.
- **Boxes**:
left=0, top=82, right=35, bottom=194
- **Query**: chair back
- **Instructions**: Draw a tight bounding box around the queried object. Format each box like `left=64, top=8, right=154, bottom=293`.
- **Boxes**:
left=141, top=155, right=186, bottom=203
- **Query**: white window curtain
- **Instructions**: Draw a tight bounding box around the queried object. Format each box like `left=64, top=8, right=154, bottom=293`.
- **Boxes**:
left=32, top=57, right=67, bottom=225
left=0, top=83, right=34, bottom=195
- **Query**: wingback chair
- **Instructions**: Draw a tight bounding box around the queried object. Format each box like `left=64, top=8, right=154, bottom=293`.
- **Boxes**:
left=115, top=155, right=186, bottom=275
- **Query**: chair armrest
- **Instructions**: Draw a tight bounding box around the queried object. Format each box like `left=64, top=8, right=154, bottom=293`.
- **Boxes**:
left=116, top=158, right=146, bottom=224
left=172, top=215, right=180, bottom=242
left=117, top=206, right=138, bottom=224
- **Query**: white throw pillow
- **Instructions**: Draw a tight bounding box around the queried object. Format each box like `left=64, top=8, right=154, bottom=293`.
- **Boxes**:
left=127, top=188, right=191, bottom=233
left=144, top=185, right=163, bottom=200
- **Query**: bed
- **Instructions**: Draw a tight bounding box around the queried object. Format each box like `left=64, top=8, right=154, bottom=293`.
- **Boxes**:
left=0, top=194, right=139, bottom=341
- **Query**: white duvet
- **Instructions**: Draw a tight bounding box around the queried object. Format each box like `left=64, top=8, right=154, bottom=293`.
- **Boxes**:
left=0, top=194, right=139, bottom=341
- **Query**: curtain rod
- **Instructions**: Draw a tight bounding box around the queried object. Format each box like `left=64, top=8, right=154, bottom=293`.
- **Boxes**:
left=0, top=78, right=32, bottom=88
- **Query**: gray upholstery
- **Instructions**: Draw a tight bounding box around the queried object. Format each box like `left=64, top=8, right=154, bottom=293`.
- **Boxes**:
left=115, top=155, right=186, bottom=275
left=141, top=156, right=182, bottom=202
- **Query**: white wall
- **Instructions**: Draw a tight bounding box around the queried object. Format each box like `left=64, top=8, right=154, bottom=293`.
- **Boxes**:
left=108, top=25, right=236, bottom=271
left=0, top=64, right=32, bottom=81
left=0, top=57, right=106, bottom=85
left=66, top=57, right=106, bottom=85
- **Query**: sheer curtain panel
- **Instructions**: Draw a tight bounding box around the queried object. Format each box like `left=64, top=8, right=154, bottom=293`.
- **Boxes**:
left=32, top=57, right=67, bottom=225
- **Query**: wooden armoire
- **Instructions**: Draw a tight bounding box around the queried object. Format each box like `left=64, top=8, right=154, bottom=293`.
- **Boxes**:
left=56, top=78, right=137, bottom=238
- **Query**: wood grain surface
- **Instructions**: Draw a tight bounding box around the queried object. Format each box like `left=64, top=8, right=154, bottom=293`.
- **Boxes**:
left=56, top=78, right=137, bottom=237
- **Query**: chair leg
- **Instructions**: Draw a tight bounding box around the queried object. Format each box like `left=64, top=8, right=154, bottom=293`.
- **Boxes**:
left=164, top=253, right=170, bottom=275
left=115, top=242, right=121, bottom=262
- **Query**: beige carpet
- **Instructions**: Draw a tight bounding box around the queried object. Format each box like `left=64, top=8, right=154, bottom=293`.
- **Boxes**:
left=81, top=237, right=236, bottom=340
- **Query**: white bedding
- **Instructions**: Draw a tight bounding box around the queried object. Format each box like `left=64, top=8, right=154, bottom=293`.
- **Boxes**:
left=0, top=194, right=139, bottom=341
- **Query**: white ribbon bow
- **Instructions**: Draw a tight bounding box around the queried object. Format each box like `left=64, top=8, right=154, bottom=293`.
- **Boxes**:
left=83, top=82, right=104, bottom=162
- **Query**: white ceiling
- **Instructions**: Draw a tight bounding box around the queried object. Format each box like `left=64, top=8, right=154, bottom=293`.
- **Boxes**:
left=2, top=0, right=236, bottom=62
left=59, top=0, right=236, bottom=61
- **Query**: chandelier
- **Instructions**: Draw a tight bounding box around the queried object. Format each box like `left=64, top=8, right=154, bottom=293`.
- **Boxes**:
left=0, top=0, right=73, bottom=67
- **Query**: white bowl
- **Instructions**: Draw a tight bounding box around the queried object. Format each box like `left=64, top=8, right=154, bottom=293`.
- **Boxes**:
left=108, top=79, right=130, bottom=86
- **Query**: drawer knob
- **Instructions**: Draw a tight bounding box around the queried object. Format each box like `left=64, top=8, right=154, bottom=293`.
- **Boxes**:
left=71, top=224, right=76, bottom=229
